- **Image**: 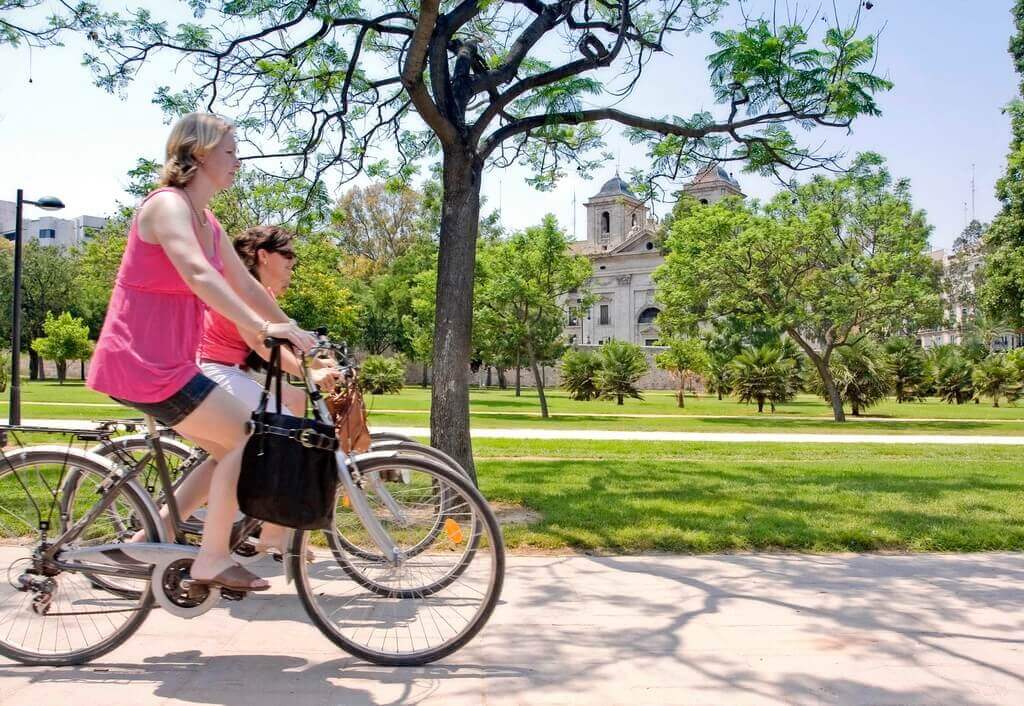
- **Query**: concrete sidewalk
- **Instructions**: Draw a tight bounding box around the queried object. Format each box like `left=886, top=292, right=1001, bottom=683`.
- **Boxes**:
left=18, top=419, right=1024, bottom=445
left=2, top=552, right=1023, bottom=705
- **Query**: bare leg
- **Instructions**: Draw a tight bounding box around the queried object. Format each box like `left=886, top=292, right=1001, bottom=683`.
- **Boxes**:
left=172, top=386, right=266, bottom=588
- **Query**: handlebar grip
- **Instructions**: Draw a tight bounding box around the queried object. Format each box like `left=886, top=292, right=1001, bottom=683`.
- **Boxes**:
left=263, top=336, right=291, bottom=348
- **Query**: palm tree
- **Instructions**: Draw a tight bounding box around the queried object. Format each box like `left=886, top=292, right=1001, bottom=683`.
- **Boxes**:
left=884, top=337, right=927, bottom=403
left=728, top=344, right=795, bottom=413
left=830, top=338, right=892, bottom=416
left=560, top=349, right=600, bottom=401
left=594, top=340, right=649, bottom=405
left=929, top=347, right=975, bottom=405
left=972, top=354, right=1019, bottom=407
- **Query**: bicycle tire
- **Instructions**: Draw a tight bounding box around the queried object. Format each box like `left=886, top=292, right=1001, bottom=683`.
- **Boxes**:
left=0, top=446, right=159, bottom=666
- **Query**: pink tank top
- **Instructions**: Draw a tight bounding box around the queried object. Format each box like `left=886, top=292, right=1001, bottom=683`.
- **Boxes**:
left=87, top=188, right=225, bottom=403
left=199, top=286, right=275, bottom=365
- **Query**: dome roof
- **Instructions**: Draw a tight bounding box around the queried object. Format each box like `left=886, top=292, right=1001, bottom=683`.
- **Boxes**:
left=595, top=174, right=636, bottom=198
left=714, top=165, right=741, bottom=187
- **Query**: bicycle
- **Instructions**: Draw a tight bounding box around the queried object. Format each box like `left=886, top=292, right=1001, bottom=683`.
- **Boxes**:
left=0, top=336, right=504, bottom=667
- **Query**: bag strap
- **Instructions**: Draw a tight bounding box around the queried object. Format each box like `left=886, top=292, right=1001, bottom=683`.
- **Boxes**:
left=256, top=344, right=284, bottom=416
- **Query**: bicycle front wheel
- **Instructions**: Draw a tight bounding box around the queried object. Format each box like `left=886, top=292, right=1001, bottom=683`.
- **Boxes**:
left=0, top=446, right=159, bottom=666
left=291, top=455, right=504, bottom=666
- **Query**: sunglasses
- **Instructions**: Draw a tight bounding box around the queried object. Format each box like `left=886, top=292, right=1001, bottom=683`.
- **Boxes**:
left=267, top=247, right=295, bottom=260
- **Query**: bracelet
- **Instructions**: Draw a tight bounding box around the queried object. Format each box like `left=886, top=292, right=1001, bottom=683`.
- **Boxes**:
left=259, top=320, right=271, bottom=338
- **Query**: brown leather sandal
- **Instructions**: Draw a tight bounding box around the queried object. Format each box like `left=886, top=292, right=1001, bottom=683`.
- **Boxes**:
left=188, top=565, right=271, bottom=592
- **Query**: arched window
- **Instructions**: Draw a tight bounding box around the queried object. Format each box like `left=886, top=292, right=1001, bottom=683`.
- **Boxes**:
left=699, top=198, right=709, bottom=205
left=631, top=213, right=637, bottom=227
left=637, top=307, right=660, bottom=324
left=645, top=242, right=654, bottom=250
left=601, top=211, right=610, bottom=233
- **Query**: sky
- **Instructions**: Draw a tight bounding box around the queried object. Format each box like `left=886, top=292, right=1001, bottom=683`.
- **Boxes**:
left=0, top=1, right=1018, bottom=250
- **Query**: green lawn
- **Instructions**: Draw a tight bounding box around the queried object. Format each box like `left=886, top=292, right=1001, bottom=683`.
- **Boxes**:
left=8, top=380, right=1024, bottom=435
left=472, top=439, right=1024, bottom=553
left=4, top=419, right=1024, bottom=553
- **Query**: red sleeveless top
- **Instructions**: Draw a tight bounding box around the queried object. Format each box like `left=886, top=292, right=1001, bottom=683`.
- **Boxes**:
left=87, top=188, right=225, bottom=402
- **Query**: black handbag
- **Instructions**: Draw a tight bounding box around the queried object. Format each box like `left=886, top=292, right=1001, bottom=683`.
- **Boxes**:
left=237, top=345, right=339, bottom=530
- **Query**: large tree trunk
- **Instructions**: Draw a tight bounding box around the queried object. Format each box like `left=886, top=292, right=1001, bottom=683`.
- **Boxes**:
left=80, top=359, right=86, bottom=380
left=497, top=367, right=507, bottom=389
left=421, top=364, right=429, bottom=388
left=29, top=350, right=39, bottom=381
left=676, top=383, right=685, bottom=408
left=525, top=340, right=549, bottom=419
left=430, top=149, right=482, bottom=484
left=56, top=360, right=67, bottom=385
left=485, top=366, right=492, bottom=388
left=788, top=330, right=845, bottom=422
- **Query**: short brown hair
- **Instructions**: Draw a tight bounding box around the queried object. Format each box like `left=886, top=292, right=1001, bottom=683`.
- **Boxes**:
left=159, top=113, right=234, bottom=188
left=233, top=225, right=296, bottom=280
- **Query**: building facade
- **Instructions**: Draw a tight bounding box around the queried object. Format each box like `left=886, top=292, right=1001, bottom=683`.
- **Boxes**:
left=0, top=200, right=106, bottom=249
left=564, top=165, right=744, bottom=346
left=917, top=246, right=1024, bottom=351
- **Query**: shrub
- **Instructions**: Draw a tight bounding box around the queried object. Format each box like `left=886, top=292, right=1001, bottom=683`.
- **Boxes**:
left=560, top=349, right=600, bottom=401
left=884, top=337, right=928, bottom=402
left=358, top=355, right=405, bottom=394
left=972, top=354, right=1019, bottom=407
left=594, top=340, right=648, bottom=405
left=728, top=344, right=794, bottom=413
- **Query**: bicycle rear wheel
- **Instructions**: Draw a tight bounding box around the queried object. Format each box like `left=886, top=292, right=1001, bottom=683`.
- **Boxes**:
left=0, top=447, right=158, bottom=666
left=291, top=455, right=504, bottom=666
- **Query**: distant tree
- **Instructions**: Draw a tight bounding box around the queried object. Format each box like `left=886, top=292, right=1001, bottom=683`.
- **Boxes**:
left=594, top=341, right=648, bottom=406
left=475, top=215, right=592, bottom=418
left=31, top=312, right=93, bottom=384
left=333, top=183, right=425, bottom=270
left=655, top=336, right=710, bottom=408
left=982, top=1, right=1024, bottom=327
left=280, top=234, right=359, bottom=343
left=657, top=154, right=941, bottom=422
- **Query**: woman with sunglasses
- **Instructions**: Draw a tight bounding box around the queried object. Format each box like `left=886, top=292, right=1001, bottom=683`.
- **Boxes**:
left=197, top=225, right=338, bottom=558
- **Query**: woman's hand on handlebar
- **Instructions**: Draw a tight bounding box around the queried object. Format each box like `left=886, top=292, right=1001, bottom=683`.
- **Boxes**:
left=265, top=321, right=317, bottom=353
left=310, top=366, right=342, bottom=391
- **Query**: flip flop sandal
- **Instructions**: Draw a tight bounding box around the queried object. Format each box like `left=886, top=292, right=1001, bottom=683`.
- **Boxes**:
left=187, top=565, right=271, bottom=592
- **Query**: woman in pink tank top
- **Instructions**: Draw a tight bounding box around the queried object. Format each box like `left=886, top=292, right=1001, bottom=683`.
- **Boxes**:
left=88, top=113, right=316, bottom=592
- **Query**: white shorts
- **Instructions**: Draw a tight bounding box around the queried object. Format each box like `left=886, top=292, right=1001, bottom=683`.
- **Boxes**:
left=200, top=362, right=294, bottom=415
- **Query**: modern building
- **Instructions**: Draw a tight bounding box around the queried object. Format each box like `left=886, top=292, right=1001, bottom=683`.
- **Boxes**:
left=0, top=200, right=106, bottom=249
left=564, top=165, right=744, bottom=346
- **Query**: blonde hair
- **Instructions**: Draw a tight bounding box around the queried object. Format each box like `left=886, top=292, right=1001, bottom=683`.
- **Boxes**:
left=159, top=113, right=234, bottom=188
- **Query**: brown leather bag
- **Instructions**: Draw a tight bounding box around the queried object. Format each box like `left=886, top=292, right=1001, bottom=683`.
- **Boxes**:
left=324, top=375, right=372, bottom=454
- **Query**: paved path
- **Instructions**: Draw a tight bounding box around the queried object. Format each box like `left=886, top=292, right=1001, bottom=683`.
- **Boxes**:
left=14, top=419, right=1024, bottom=445
left=2, top=553, right=1023, bottom=705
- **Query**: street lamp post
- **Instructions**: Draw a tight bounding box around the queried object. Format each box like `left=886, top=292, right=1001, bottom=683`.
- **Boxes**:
left=8, top=190, right=64, bottom=425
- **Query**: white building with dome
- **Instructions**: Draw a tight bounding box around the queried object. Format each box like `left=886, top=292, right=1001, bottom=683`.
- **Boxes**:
left=564, top=165, right=744, bottom=347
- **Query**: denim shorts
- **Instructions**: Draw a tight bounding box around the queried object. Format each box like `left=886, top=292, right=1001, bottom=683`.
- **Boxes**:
left=111, top=373, right=218, bottom=427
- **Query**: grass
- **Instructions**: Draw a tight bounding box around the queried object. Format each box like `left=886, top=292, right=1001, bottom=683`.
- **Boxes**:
left=470, top=439, right=1024, bottom=553
left=9, top=380, right=1024, bottom=435
left=3, top=427, right=1024, bottom=554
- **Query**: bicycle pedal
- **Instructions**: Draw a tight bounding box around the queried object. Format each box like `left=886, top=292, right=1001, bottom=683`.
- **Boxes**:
left=220, top=588, right=248, bottom=601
